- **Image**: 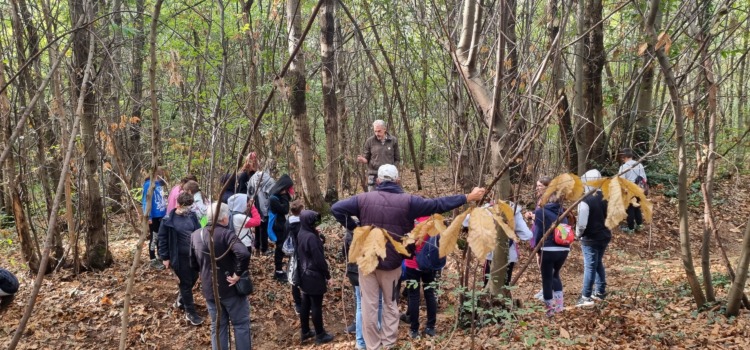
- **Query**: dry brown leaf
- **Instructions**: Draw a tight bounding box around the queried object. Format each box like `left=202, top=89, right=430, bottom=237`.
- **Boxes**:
left=432, top=214, right=447, bottom=234
left=439, top=208, right=471, bottom=258
left=618, top=177, right=653, bottom=223
left=541, top=173, right=584, bottom=204
left=347, top=226, right=370, bottom=263
left=383, top=230, right=410, bottom=257
left=606, top=178, right=628, bottom=229
left=468, top=207, right=497, bottom=259
left=489, top=202, right=518, bottom=241
left=356, top=227, right=387, bottom=275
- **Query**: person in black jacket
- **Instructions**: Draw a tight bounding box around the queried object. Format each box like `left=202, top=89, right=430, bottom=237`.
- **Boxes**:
left=0, top=268, right=19, bottom=314
left=296, top=210, right=334, bottom=345
left=158, top=192, right=204, bottom=325
left=575, top=169, right=612, bottom=307
left=533, top=193, right=570, bottom=317
left=268, top=174, right=294, bottom=281
left=191, top=202, right=252, bottom=350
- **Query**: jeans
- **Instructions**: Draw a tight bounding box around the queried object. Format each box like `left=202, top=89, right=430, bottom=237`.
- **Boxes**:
left=626, top=202, right=643, bottom=229
left=581, top=243, right=608, bottom=297
left=206, top=295, right=252, bottom=350
left=354, top=286, right=383, bottom=349
left=300, top=293, right=325, bottom=335
left=254, top=220, right=268, bottom=252
left=539, top=250, right=569, bottom=300
left=173, top=256, right=198, bottom=313
left=404, top=268, right=437, bottom=332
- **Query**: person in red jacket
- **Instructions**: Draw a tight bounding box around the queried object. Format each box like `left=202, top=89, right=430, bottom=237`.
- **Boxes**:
left=403, top=216, right=439, bottom=339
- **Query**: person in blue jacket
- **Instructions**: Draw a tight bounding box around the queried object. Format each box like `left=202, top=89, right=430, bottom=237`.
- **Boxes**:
left=142, top=167, right=168, bottom=270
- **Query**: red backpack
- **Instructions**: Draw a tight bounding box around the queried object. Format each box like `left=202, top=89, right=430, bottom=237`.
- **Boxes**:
left=554, top=223, right=575, bottom=246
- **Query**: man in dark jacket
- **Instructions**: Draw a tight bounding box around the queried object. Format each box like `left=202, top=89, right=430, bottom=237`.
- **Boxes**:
left=575, top=169, right=612, bottom=307
left=296, top=210, right=334, bottom=344
left=331, top=164, right=485, bottom=350
left=0, top=268, right=19, bottom=314
left=268, top=174, right=294, bottom=281
left=158, top=192, right=204, bottom=325
left=357, top=120, right=400, bottom=191
left=191, top=202, right=252, bottom=350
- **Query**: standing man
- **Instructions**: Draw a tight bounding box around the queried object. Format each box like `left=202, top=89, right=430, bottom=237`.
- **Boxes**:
left=191, top=202, right=252, bottom=350
left=332, top=164, right=485, bottom=350
left=357, top=120, right=400, bottom=192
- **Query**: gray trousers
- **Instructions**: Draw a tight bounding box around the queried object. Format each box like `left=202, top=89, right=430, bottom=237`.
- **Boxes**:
left=206, top=295, right=252, bottom=350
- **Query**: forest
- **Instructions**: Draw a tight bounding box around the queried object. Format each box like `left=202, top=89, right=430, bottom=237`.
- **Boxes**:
left=1, top=0, right=750, bottom=348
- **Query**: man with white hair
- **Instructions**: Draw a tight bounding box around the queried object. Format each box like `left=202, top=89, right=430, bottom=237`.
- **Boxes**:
left=191, top=202, right=252, bottom=350
left=357, top=120, right=400, bottom=191
left=332, top=164, right=485, bottom=350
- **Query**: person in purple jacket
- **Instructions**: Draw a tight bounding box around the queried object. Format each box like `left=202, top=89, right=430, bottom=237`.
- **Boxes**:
left=331, top=164, right=485, bottom=350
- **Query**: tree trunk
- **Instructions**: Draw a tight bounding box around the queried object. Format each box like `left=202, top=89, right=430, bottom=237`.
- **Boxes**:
left=287, top=0, right=327, bottom=213
left=128, top=0, right=146, bottom=185
left=0, top=57, right=40, bottom=273
left=547, top=0, right=576, bottom=172
left=726, top=216, right=750, bottom=316
left=320, top=0, right=339, bottom=203
left=575, top=0, right=606, bottom=173
left=70, top=0, right=112, bottom=270
left=645, top=0, right=705, bottom=308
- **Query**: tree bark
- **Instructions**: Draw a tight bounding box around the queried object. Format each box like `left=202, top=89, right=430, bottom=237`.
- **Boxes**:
left=548, top=0, right=576, bottom=172
left=726, top=216, right=750, bottom=316
left=287, top=0, right=327, bottom=213
left=645, top=0, right=705, bottom=308
left=128, top=0, right=146, bottom=185
left=320, top=0, right=339, bottom=203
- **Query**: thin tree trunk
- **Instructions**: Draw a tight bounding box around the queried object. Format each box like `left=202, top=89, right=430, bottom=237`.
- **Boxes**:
left=287, top=0, right=327, bottom=213
left=645, top=0, right=706, bottom=308
left=726, top=216, right=750, bottom=316
left=320, top=0, right=339, bottom=203
left=548, top=0, right=576, bottom=172
left=128, top=0, right=146, bottom=185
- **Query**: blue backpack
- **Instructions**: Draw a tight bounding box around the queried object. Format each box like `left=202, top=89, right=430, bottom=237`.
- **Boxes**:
left=267, top=195, right=279, bottom=242
left=416, top=235, right=446, bottom=271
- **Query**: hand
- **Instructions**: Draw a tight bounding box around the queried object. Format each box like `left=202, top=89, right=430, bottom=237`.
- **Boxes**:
left=148, top=219, right=152, bottom=225
left=466, top=187, right=486, bottom=202
left=524, top=211, right=535, bottom=220
left=356, top=155, right=368, bottom=164
left=163, top=260, right=170, bottom=269
left=227, top=273, right=240, bottom=286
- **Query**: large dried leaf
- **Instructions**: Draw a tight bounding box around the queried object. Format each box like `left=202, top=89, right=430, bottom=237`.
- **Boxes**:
left=618, top=178, right=653, bottom=223
left=606, top=179, right=628, bottom=229
left=383, top=230, right=410, bottom=256
left=489, top=202, right=518, bottom=242
left=406, top=214, right=445, bottom=246
left=347, top=226, right=370, bottom=263
left=439, top=208, right=471, bottom=258
left=355, top=227, right=387, bottom=275
left=467, top=207, right=497, bottom=259
left=541, top=173, right=584, bottom=204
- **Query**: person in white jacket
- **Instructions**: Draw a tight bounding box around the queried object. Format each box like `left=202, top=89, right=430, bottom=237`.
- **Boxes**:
left=618, top=148, right=647, bottom=233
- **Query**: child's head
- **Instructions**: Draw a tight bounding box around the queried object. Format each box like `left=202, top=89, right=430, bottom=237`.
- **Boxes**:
left=177, top=192, right=194, bottom=208
left=181, top=174, right=197, bottom=185
left=290, top=199, right=304, bottom=216
left=619, top=148, right=635, bottom=162
left=183, top=180, right=200, bottom=195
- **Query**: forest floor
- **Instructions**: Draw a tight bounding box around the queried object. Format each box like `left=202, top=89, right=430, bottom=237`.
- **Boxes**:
left=2, top=167, right=750, bottom=349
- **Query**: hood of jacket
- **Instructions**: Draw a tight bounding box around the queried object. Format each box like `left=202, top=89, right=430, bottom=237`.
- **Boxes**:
left=374, top=180, right=405, bottom=194
left=299, top=209, right=321, bottom=233
left=269, top=174, right=294, bottom=196
left=227, top=193, right=248, bottom=213
left=543, top=201, right=564, bottom=215
left=582, top=169, right=603, bottom=192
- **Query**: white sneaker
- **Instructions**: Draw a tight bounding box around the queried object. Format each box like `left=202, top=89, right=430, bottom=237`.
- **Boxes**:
left=534, top=290, right=544, bottom=301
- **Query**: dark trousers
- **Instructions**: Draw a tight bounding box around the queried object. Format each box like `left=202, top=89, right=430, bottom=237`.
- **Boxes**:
left=626, top=203, right=643, bottom=230
left=539, top=250, right=569, bottom=300
left=254, top=220, right=268, bottom=253
left=292, top=285, right=302, bottom=307
left=483, top=260, right=515, bottom=287
left=173, top=256, right=198, bottom=313
left=148, top=217, right=162, bottom=259
left=274, top=230, right=288, bottom=271
left=404, top=267, right=437, bottom=332
left=300, top=293, right=325, bottom=335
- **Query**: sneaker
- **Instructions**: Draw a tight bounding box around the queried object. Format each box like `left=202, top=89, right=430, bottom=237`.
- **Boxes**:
left=150, top=259, right=165, bottom=270
left=315, top=332, right=334, bottom=344
left=294, top=304, right=301, bottom=316
left=274, top=271, right=287, bottom=282
left=173, top=299, right=184, bottom=310
left=185, top=312, right=204, bottom=326
left=345, top=322, right=356, bottom=334
left=592, top=292, right=607, bottom=301
left=635, top=224, right=645, bottom=232
left=300, top=330, right=316, bottom=343
left=575, top=296, right=594, bottom=308
left=621, top=227, right=634, bottom=234
left=409, top=329, right=420, bottom=339
left=533, top=289, right=544, bottom=301
left=423, top=328, right=436, bottom=337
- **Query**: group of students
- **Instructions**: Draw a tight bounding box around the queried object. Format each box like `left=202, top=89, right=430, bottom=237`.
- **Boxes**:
left=140, top=147, right=647, bottom=349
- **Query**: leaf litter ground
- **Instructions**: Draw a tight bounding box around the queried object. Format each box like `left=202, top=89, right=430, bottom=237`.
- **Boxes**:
left=2, top=167, right=750, bottom=349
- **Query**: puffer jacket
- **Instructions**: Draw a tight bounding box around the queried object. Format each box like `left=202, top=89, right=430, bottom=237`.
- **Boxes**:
left=296, top=210, right=330, bottom=295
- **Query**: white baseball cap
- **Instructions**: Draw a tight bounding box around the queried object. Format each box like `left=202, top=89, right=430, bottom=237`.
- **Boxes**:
left=377, top=164, right=399, bottom=182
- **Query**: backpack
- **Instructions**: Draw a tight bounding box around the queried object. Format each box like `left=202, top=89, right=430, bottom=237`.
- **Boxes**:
left=267, top=195, right=279, bottom=242
left=635, top=175, right=649, bottom=196
left=287, top=253, right=300, bottom=286
left=554, top=223, right=575, bottom=246
left=282, top=233, right=295, bottom=255
left=416, top=235, right=447, bottom=271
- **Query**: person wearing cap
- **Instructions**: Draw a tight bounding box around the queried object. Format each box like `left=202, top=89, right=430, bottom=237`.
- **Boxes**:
left=331, top=164, right=485, bottom=350
left=0, top=268, right=19, bottom=314
left=357, top=120, right=400, bottom=192
left=575, top=169, right=611, bottom=307
left=618, top=148, right=647, bottom=233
